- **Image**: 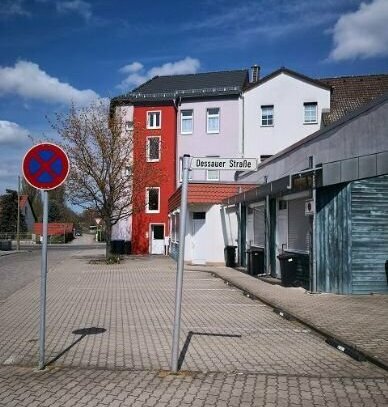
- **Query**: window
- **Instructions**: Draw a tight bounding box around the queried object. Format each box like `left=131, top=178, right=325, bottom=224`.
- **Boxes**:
left=261, top=105, right=274, bottom=126
left=181, top=110, right=193, bottom=134
left=206, top=155, right=219, bottom=181
left=125, top=121, right=133, bottom=132
left=304, top=102, right=318, bottom=124
left=146, top=136, right=160, bottom=162
left=147, top=111, right=161, bottom=129
left=193, top=212, right=206, bottom=220
left=206, top=169, right=219, bottom=181
left=206, top=108, right=220, bottom=133
left=146, top=187, right=160, bottom=213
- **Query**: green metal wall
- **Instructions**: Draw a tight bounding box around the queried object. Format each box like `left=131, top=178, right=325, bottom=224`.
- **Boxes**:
left=351, top=175, right=388, bottom=294
left=316, top=175, right=388, bottom=294
left=316, top=183, right=353, bottom=294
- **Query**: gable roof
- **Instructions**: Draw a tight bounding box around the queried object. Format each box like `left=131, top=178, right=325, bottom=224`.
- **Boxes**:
left=244, top=67, right=331, bottom=92
left=319, top=73, right=388, bottom=125
left=113, top=69, right=248, bottom=104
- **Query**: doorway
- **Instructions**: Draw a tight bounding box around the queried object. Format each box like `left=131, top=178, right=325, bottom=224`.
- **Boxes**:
left=192, top=212, right=207, bottom=264
left=150, top=224, right=164, bottom=254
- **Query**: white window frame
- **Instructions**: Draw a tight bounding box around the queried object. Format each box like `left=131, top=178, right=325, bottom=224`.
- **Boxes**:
left=261, top=105, right=274, bottom=126
left=304, top=102, right=318, bottom=124
left=146, top=136, right=161, bottom=162
left=180, top=109, right=193, bottom=134
left=206, top=108, right=220, bottom=134
left=146, top=111, right=161, bottom=129
left=206, top=155, right=220, bottom=181
left=206, top=169, right=220, bottom=181
left=125, top=121, right=134, bottom=132
left=146, top=187, right=160, bottom=213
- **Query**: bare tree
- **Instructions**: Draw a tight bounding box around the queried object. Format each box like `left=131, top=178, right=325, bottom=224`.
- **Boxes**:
left=51, top=100, right=156, bottom=257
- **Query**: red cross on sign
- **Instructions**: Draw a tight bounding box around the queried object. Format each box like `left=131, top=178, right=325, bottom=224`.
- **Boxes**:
left=22, top=143, right=70, bottom=190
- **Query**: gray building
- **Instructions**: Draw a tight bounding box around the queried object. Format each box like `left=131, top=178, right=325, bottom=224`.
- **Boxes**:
left=224, top=93, right=388, bottom=294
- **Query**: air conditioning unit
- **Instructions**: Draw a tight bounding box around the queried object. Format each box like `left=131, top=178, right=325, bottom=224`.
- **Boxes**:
left=305, top=199, right=315, bottom=216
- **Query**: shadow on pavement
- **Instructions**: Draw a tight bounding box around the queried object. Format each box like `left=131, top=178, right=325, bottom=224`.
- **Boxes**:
left=178, top=331, right=241, bottom=371
left=46, top=327, right=106, bottom=367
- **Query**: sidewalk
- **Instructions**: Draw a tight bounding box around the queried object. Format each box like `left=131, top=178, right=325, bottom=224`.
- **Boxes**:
left=188, top=265, right=388, bottom=371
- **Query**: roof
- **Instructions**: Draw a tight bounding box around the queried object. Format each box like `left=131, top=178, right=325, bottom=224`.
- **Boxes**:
left=319, top=73, right=388, bottom=125
left=33, top=223, right=73, bottom=235
left=113, top=69, right=248, bottom=103
left=244, top=67, right=331, bottom=92
left=168, top=183, right=255, bottom=212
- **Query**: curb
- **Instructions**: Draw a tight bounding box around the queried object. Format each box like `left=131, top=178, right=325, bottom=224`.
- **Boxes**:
left=194, top=267, right=388, bottom=372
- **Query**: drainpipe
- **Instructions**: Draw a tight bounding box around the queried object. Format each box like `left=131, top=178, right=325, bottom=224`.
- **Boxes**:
left=265, top=195, right=270, bottom=275
left=312, top=168, right=317, bottom=293
left=241, top=92, right=245, bottom=157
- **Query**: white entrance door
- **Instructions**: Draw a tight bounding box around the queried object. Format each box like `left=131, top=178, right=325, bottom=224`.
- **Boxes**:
left=192, top=212, right=207, bottom=264
left=150, top=224, right=164, bottom=254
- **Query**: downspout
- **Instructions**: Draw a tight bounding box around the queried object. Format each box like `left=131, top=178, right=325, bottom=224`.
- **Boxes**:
left=312, top=168, right=317, bottom=293
left=241, top=92, right=245, bottom=157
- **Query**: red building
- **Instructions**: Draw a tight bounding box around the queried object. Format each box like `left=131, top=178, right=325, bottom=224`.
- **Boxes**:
left=131, top=104, right=177, bottom=254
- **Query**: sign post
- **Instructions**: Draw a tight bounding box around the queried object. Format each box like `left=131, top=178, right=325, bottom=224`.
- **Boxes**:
left=170, top=155, right=257, bottom=373
left=170, top=154, right=190, bottom=373
left=22, top=143, right=70, bottom=370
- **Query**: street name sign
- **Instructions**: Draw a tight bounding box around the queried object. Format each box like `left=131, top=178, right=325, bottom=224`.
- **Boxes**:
left=22, top=143, right=70, bottom=191
left=191, top=157, right=258, bottom=171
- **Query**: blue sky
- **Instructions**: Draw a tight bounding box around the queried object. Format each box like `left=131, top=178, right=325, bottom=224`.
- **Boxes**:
left=1, top=0, right=388, bottom=194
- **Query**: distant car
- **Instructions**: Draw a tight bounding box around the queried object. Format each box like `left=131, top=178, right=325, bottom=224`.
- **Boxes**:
left=75, top=231, right=82, bottom=236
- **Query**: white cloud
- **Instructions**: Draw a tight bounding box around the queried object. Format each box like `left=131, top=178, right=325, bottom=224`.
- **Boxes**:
left=0, top=120, right=30, bottom=147
left=56, top=0, right=92, bottom=21
left=0, top=0, right=30, bottom=18
left=329, top=0, right=388, bottom=61
left=119, top=62, right=144, bottom=74
left=0, top=60, right=100, bottom=106
left=118, top=57, right=201, bottom=89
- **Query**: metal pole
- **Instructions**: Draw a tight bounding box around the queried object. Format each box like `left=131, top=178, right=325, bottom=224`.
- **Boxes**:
left=16, top=176, right=20, bottom=251
left=171, top=154, right=190, bottom=373
left=38, top=190, right=48, bottom=370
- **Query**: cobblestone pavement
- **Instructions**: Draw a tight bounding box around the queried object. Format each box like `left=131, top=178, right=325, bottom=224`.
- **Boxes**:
left=1, top=365, right=387, bottom=407
left=0, top=251, right=387, bottom=406
left=193, top=266, right=388, bottom=369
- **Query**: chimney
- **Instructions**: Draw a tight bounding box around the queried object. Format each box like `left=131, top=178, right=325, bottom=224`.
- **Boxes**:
left=251, top=64, right=260, bottom=83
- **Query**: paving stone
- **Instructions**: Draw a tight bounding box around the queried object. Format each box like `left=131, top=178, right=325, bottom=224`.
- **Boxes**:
left=0, top=252, right=388, bottom=406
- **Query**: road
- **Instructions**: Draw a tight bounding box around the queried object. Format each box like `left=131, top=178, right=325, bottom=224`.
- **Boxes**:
left=0, top=234, right=103, bottom=302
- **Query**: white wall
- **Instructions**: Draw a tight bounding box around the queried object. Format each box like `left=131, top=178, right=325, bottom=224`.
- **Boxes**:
left=177, top=99, right=241, bottom=185
left=243, top=72, right=330, bottom=160
left=182, top=204, right=230, bottom=264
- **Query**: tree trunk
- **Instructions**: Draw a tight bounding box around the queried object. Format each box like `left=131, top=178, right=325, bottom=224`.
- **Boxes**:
left=105, top=221, right=112, bottom=258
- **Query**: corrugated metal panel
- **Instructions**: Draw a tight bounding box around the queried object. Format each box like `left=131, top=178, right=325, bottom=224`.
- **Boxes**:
left=351, top=175, right=388, bottom=294
left=288, top=199, right=310, bottom=251
left=253, top=204, right=265, bottom=247
left=316, top=184, right=352, bottom=294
